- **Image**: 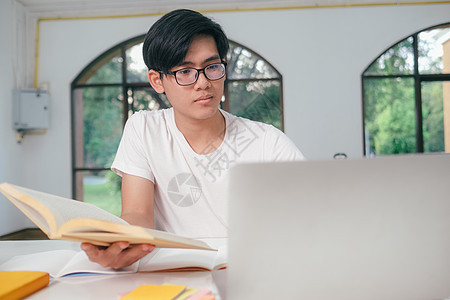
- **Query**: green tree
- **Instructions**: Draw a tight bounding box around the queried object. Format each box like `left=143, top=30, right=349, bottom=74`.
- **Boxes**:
left=364, top=77, right=416, bottom=155
left=364, top=37, right=417, bottom=155
left=83, top=86, right=123, bottom=168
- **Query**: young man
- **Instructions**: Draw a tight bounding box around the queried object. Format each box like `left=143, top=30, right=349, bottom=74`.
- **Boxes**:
left=82, top=9, right=305, bottom=269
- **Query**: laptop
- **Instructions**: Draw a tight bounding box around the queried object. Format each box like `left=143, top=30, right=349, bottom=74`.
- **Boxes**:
left=226, top=154, right=450, bottom=300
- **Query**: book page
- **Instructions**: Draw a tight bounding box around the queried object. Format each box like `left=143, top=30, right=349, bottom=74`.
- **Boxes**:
left=137, top=238, right=228, bottom=272
left=137, top=248, right=218, bottom=272
left=0, top=249, right=137, bottom=278
left=203, top=238, right=228, bottom=270
left=5, top=195, right=52, bottom=235
left=11, top=185, right=127, bottom=230
left=56, top=251, right=138, bottom=277
left=0, top=250, right=79, bottom=277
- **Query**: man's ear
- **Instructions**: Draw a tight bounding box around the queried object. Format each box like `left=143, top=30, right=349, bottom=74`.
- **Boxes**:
left=148, top=70, right=165, bottom=94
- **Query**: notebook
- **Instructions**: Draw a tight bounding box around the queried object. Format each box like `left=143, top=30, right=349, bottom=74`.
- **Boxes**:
left=226, top=154, right=450, bottom=300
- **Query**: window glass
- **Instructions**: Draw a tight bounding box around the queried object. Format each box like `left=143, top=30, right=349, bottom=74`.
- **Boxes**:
left=75, top=170, right=122, bottom=216
left=227, top=80, right=282, bottom=130
left=73, top=86, right=123, bottom=168
left=126, top=43, right=148, bottom=83
left=226, top=41, right=282, bottom=129
left=363, top=77, right=416, bottom=155
left=130, top=87, right=171, bottom=113
left=422, top=81, right=445, bottom=152
left=419, top=26, right=450, bottom=74
left=364, top=37, right=414, bottom=76
left=85, top=51, right=123, bottom=84
left=227, top=42, right=280, bottom=79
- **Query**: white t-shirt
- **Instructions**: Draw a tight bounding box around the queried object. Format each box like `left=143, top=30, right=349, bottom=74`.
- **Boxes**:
left=111, top=108, right=304, bottom=238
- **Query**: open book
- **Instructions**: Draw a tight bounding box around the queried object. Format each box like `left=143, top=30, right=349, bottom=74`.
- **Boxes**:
left=0, top=183, right=213, bottom=251
left=0, top=239, right=227, bottom=278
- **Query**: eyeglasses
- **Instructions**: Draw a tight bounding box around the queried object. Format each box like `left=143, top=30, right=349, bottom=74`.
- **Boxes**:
left=164, top=62, right=227, bottom=86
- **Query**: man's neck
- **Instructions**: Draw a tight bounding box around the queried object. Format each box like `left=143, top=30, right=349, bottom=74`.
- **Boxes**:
left=174, top=109, right=226, bottom=154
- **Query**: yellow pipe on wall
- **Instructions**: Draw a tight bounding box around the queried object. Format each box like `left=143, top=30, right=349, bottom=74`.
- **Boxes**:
left=32, top=0, right=450, bottom=88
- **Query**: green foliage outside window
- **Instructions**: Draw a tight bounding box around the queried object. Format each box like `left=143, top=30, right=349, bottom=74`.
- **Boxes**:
left=422, top=81, right=445, bottom=152
left=81, top=87, right=123, bottom=168
left=364, top=77, right=416, bottom=155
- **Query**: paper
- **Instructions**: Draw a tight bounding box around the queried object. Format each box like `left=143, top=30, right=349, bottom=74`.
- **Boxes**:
left=120, top=284, right=186, bottom=300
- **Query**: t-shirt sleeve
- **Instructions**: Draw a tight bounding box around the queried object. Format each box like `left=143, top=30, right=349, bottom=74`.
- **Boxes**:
left=263, top=125, right=306, bottom=161
left=111, top=113, right=155, bottom=182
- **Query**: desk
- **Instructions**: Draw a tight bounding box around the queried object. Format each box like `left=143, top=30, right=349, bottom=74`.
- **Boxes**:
left=0, top=241, right=227, bottom=300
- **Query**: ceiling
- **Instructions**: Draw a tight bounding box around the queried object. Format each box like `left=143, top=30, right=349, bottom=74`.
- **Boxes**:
left=15, top=0, right=450, bottom=17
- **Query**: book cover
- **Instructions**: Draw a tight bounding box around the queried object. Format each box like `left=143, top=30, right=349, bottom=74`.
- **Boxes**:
left=0, top=271, right=49, bottom=300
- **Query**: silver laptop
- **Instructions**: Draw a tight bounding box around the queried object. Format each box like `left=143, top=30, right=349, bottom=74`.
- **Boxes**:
left=227, top=154, right=450, bottom=300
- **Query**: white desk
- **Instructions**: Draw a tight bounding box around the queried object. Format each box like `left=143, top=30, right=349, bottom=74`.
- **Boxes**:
left=0, top=241, right=227, bottom=300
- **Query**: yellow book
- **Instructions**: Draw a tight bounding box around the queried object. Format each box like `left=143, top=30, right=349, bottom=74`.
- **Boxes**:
left=0, top=271, right=49, bottom=300
left=120, top=284, right=186, bottom=300
left=0, top=182, right=214, bottom=251
left=162, top=283, right=214, bottom=300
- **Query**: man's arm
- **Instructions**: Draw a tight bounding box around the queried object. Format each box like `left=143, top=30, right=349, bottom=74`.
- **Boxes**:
left=120, top=173, right=155, bottom=228
left=81, top=173, right=156, bottom=269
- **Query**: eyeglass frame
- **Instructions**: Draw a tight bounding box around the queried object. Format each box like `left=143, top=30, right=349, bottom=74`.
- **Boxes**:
left=161, top=61, right=227, bottom=86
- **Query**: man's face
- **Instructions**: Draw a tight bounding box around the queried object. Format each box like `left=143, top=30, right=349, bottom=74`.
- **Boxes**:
left=159, top=34, right=225, bottom=123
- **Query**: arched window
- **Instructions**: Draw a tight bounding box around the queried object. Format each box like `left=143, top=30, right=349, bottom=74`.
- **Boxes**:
left=71, top=36, right=283, bottom=214
left=362, top=23, right=450, bottom=156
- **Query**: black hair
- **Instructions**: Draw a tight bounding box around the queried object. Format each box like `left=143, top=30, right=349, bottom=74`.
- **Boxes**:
left=142, top=9, right=229, bottom=73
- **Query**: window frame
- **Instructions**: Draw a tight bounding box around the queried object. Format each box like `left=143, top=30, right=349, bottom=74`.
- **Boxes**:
left=361, top=22, right=450, bottom=156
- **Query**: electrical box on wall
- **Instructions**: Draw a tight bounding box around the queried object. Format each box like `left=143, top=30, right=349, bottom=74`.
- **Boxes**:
left=13, top=89, right=49, bottom=130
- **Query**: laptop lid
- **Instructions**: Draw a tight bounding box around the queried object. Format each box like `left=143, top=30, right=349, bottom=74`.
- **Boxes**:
left=227, top=154, right=450, bottom=300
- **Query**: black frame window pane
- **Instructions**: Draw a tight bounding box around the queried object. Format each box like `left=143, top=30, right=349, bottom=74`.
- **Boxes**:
left=73, top=86, right=123, bottom=169
left=363, top=77, right=416, bottom=155
left=422, top=81, right=446, bottom=152
left=364, top=37, right=414, bottom=76
left=86, top=52, right=123, bottom=85
left=418, top=25, right=450, bottom=75
left=126, top=42, right=149, bottom=83
left=227, top=41, right=280, bottom=80
left=227, top=80, right=282, bottom=130
left=76, top=170, right=122, bottom=216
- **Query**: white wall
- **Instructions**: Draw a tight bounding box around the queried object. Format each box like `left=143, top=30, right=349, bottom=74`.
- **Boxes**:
left=0, top=0, right=35, bottom=234
left=0, top=3, right=449, bottom=235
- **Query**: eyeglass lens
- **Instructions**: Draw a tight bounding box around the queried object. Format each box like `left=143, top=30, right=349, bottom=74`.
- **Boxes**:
left=176, top=63, right=226, bottom=85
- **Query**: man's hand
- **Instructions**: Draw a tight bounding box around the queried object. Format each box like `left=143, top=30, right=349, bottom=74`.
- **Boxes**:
left=81, top=241, right=155, bottom=269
